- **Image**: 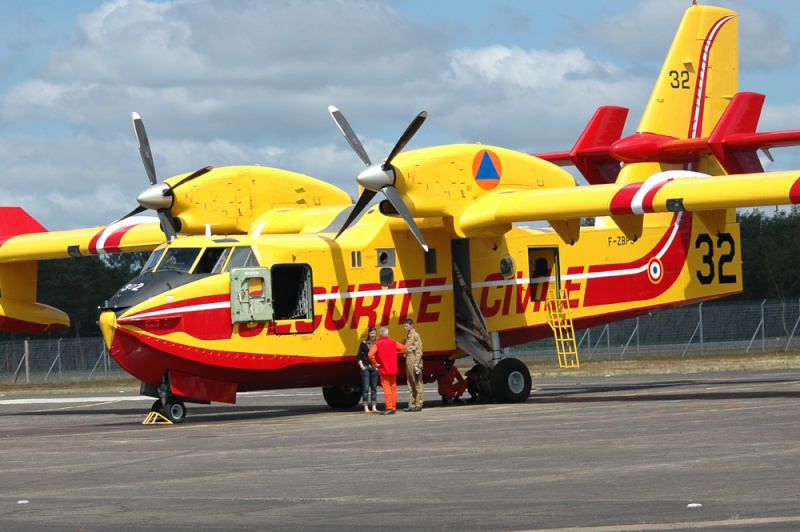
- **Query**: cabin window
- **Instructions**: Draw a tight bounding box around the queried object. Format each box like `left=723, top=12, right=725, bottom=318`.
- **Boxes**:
left=500, top=255, right=515, bottom=279
left=271, top=264, right=313, bottom=320
left=224, top=246, right=260, bottom=272
left=376, top=248, right=396, bottom=267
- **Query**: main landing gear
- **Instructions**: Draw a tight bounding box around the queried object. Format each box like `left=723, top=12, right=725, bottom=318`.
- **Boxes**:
left=322, top=386, right=362, bottom=408
left=489, top=358, right=532, bottom=403
left=464, top=357, right=532, bottom=404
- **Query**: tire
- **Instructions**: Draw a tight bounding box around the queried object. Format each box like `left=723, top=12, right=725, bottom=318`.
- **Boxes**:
left=150, top=399, right=162, bottom=413
left=322, top=386, right=362, bottom=408
left=490, top=358, right=531, bottom=403
left=161, top=398, right=187, bottom=423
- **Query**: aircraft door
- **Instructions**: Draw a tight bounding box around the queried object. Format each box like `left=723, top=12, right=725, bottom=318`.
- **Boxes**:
left=451, top=239, right=475, bottom=332
left=528, top=247, right=560, bottom=302
left=230, top=268, right=273, bottom=323
left=452, top=239, right=491, bottom=342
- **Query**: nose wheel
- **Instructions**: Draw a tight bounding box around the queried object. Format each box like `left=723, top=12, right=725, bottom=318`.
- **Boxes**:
left=149, top=397, right=187, bottom=423
left=161, top=398, right=187, bottom=423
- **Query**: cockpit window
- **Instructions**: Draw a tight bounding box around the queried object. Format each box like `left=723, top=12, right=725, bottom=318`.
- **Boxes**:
left=195, top=247, right=232, bottom=274
left=144, top=246, right=256, bottom=274
left=224, top=246, right=259, bottom=272
left=157, top=248, right=201, bottom=273
left=141, top=248, right=165, bottom=274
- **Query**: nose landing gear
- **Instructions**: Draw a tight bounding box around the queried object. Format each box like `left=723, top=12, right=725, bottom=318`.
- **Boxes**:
left=147, top=397, right=187, bottom=424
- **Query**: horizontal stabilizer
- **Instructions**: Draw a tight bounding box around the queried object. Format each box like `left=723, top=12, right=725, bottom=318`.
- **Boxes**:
left=610, top=92, right=800, bottom=173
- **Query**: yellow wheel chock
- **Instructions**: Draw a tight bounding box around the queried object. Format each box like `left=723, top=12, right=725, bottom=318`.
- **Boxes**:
left=142, top=411, right=173, bottom=425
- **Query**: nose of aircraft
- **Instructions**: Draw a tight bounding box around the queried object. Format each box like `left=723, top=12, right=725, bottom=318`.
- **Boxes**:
left=99, top=310, right=117, bottom=350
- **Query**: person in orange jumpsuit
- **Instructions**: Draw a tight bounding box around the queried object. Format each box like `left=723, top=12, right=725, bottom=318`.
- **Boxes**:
left=437, top=359, right=468, bottom=405
left=368, top=327, right=406, bottom=415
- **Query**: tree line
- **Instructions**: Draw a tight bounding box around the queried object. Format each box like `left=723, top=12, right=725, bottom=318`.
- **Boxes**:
left=2, top=208, right=798, bottom=339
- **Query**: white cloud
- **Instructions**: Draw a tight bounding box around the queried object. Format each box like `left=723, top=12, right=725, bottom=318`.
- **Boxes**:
left=0, top=0, right=798, bottom=231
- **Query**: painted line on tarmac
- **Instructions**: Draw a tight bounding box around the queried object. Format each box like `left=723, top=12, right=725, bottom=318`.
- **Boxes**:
left=518, top=515, right=800, bottom=531
left=0, top=396, right=150, bottom=405
left=0, top=390, right=323, bottom=406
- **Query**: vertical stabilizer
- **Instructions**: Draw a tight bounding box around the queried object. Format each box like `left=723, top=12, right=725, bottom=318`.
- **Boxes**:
left=618, top=4, right=737, bottom=183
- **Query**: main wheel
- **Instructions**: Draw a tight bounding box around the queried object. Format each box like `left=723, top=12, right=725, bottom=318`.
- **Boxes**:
left=161, top=397, right=187, bottom=423
left=322, top=386, right=362, bottom=408
left=490, top=358, right=531, bottom=403
left=150, top=399, right=162, bottom=412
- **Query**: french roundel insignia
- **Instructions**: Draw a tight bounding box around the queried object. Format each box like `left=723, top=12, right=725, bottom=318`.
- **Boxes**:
left=647, top=257, right=663, bottom=284
left=473, top=149, right=502, bottom=190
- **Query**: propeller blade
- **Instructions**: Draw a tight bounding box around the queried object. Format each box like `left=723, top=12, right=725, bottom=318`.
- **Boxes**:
left=384, top=111, right=427, bottom=169
left=328, top=106, right=371, bottom=166
left=107, top=205, right=147, bottom=226
left=131, top=112, right=158, bottom=186
left=382, top=185, right=428, bottom=251
left=157, top=208, right=178, bottom=241
left=334, top=189, right=377, bottom=240
left=171, top=166, right=214, bottom=190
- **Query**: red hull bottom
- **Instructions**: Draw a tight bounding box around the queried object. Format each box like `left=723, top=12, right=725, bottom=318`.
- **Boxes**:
left=108, top=328, right=447, bottom=404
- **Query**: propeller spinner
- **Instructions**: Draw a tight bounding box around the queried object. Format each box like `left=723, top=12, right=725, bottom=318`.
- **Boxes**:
left=328, top=106, right=429, bottom=251
left=129, top=112, right=212, bottom=240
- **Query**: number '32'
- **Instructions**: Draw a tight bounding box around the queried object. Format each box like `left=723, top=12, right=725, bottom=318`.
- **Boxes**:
left=695, top=233, right=736, bottom=284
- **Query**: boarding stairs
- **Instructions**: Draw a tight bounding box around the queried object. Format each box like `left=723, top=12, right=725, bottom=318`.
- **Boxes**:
left=546, top=289, right=580, bottom=368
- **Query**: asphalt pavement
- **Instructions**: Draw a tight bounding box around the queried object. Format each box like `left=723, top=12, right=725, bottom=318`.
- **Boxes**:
left=2, top=369, right=800, bottom=531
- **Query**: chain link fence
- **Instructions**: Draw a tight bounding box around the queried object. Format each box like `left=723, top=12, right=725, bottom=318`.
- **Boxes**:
left=3, top=299, right=800, bottom=383
left=2, top=337, right=124, bottom=384
left=511, top=298, right=800, bottom=361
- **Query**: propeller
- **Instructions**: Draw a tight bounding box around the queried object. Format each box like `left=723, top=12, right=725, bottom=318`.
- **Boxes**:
left=130, top=112, right=212, bottom=240
left=328, top=105, right=429, bottom=251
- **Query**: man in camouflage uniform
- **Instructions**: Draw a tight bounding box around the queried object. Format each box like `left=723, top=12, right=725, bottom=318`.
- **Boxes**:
left=402, top=318, right=424, bottom=412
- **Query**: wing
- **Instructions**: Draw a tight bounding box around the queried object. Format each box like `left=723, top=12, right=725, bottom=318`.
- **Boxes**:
left=0, top=213, right=166, bottom=262
left=455, top=169, right=800, bottom=241
left=0, top=209, right=165, bottom=334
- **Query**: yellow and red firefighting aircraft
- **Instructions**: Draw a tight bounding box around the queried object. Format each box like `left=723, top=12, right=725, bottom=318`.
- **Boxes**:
left=1, top=3, right=800, bottom=423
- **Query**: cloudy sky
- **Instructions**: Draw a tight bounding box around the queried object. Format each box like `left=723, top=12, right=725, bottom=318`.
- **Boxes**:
left=0, top=0, right=798, bottom=231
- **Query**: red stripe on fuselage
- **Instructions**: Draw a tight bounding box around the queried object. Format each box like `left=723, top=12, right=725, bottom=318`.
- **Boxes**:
left=119, top=294, right=233, bottom=341
left=582, top=213, right=692, bottom=307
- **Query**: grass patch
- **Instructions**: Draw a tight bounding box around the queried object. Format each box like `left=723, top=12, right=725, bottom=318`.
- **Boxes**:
left=0, top=376, right=139, bottom=396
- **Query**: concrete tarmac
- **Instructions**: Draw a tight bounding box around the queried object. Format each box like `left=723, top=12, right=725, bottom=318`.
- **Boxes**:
left=2, top=369, right=800, bottom=531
